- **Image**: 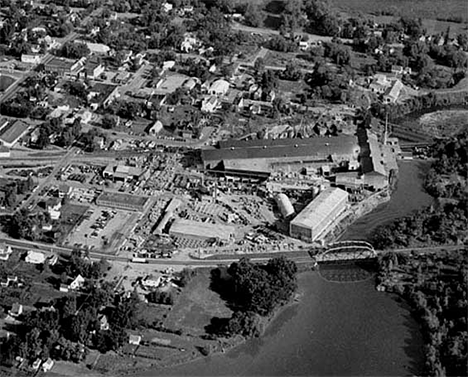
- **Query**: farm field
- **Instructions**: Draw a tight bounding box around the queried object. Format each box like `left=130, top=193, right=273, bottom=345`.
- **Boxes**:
left=330, top=0, right=468, bottom=22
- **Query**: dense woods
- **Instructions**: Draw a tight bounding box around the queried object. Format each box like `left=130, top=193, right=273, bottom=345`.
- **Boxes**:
left=207, top=257, right=297, bottom=338
left=377, top=250, right=467, bottom=376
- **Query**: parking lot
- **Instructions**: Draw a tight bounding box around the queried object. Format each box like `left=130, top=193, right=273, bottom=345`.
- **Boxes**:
left=64, top=206, right=137, bottom=253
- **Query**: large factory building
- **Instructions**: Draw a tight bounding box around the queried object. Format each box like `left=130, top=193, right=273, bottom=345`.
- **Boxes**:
left=289, top=187, right=348, bottom=242
left=201, top=136, right=360, bottom=177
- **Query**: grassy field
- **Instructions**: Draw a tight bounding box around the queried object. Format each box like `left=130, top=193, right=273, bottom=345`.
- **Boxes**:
left=164, top=271, right=232, bottom=336
left=0, top=75, right=15, bottom=91
left=330, top=0, right=468, bottom=22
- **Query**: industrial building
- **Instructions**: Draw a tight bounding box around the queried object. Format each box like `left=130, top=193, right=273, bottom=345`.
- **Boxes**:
left=202, top=135, right=361, bottom=177
left=290, top=188, right=348, bottom=242
left=0, top=120, right=30, bottom=148
left=169, top=219, right=235, bottom=242
left=96, top=191, right=149, bottom=211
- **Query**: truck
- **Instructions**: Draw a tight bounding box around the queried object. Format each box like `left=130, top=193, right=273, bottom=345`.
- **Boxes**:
left=131, top=257, right=148, bottom=263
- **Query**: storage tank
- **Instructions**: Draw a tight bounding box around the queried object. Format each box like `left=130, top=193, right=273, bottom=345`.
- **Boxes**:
left=275, top=193, right=295, bottom=218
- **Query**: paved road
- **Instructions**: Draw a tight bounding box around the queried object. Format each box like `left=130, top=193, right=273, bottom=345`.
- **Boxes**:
left=231, top=21, right=353, bottom=44
left=3, top=236, right=464, bottom=269
left=1, top=236, right=314, bottom=266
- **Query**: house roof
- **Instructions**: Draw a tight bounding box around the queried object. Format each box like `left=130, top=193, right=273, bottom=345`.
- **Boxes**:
left=385, top=80, right=403, bottom=101
left=209, top=79, right=229, bottom=94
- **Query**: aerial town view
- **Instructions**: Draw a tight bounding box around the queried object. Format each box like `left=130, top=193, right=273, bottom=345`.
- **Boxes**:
left=0, top=0, right=466, bottom=376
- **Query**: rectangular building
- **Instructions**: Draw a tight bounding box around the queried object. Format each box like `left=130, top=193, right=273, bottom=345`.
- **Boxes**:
left=169, top=219, right=235, bottom=242
left=0, top=120, right=30, bottom=148
left=202, top=136, right=360, bottom=175
left=96, top=191, right=149, bottom=212
left=290, top=188, right=348, bottom=242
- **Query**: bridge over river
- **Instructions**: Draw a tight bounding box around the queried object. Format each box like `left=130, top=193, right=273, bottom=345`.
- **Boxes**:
left=313, top=240, right=378, bottom=264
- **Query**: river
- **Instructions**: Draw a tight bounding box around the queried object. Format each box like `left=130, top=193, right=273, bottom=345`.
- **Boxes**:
left=156, top=272, right=424, bottom=376
left=146, top=160, right=432, bottom=376
left=339, top=160, right=434, bottom=241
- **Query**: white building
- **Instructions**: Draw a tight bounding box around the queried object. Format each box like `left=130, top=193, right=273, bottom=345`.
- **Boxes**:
left=0, top=244, right=13, bottom=261
left=21, top=54, right=41, bottom=65
left=201, top=96, right=219, bottom=113
left=42, top=358, right=54, bottom=372
left=148, top=120, right=163, bottom=135
left=290, top=188, right=348, bottom=242
left=25, top=250, right=46, bottom=264
left=208, top=79, right=230, bottom=96
left=69, top=274, right=85, bottom=290
left=129, top=334, right=142, bottom=345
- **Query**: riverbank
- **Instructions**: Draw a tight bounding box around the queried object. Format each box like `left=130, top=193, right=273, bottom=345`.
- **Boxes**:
left=376, top=248, right=467, bottom=376
left=340, top=160, right=433, bottom=241
left=154, top=270, right=425, bottom=376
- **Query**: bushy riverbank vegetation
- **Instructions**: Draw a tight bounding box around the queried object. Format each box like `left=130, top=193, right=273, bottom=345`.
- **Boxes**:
left=377, top=249, right=467, bottom=376
left=372, top=130, right=468, bottom=249
left=206, top=257, right=298, bottom=338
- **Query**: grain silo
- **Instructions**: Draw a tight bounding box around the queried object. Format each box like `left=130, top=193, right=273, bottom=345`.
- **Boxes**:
left=275, top=193, right=295, bottom=218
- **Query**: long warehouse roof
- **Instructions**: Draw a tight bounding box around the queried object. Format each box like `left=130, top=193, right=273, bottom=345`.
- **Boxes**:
left=291, top=187, right=348, bottom=230
left=202, top=135, right=359, bottom=162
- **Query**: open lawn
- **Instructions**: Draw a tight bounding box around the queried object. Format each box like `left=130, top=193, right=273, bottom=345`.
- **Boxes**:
left=330, top=0, right=468, bottom=22
left=164, top=270, right=232, bottom=336
left=0, top=75, right=15, bottom=91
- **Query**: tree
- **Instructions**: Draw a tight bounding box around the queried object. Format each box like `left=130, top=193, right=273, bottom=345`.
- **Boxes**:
left=60, top=41, right=90, bottom=59
left=243, top=3, right=264, bottom=28
left=281, top=62, right=303, bottom=81
left=101, top=115, right=118, bottom=129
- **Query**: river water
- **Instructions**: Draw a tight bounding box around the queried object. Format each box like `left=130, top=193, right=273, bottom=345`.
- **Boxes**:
left=157, top=272, right=424, bottom=376
left=340, top=160, right=433, bottom=241
left=150, top=160, right=431, bottom=377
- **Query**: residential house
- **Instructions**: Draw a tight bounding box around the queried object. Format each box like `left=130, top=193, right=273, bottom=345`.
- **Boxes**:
left=32, top=359, right=42, bottom=370
left=48, top=254, right=58, bottom=266
left=58, top=183, right=72, bottom=198
left=141, top=275, right=162, bottom=288
left=391, top=65, right=404, bottom=75
left=147, top=120, right=163, bottom=135
left=0, top=243, right=13, bottom=261
left=47, top=198, right=62, bottom=220
left=69, top=274, right=85, bottom=290
left=162, top=2, right=173, bottom=12
left=25, top=250, right=46, bottom=264
left=208, top=79, right=230, bottom=96
left=383, top=80, right=403, bottom=104
left=94, top=136, right=106, bottom=149
left=201, top=96, right=219, bottom=113
left=128, top=334, right=142, bottom=345
left=299, top=40, right=310, bottom=50
left=42, top=358, right=54, bottom=372
left=9, top=303, right=23, bottom=317
left=0, top=276, right=18, bottom=287
left=98, top=314, right=109, bottom=330
left=180, top=33, right=199, bottom=53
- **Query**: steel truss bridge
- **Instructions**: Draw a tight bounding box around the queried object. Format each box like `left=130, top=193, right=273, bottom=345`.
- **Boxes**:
left=314, top=240, right=377, bottom=263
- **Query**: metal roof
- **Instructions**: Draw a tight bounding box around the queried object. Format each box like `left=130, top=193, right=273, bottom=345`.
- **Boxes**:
left=291, top=188, right=348, bottom=230
left=203, top=136, right=359, bottom=163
